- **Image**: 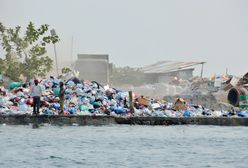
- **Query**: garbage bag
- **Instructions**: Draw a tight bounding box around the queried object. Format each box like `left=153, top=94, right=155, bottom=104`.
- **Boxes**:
left=41, top=101, right=50, bottom=107
left=26, top=98, right=33, bottom=105
left=0, top=97, right=5, bottom=107
left=16, top=91, right=24, bottom=97
left=43, top=108, right=54, bottom=115
left=19, top=104, right=28, bottom=112
left=151, top=103, right=162, bottom=110
left=68, top=77, right=81, bottom=84
left=76, top=88, right=84, bottom=96
left=110, top=106, right=128, bottom=114
left=237, top=111, right=248, bottom=117
left=67, top=80, right=76, bottom=87
left=92, top=101, right=101, bottom=108
left=19, top=98, right=26, bottom=105
left=9, top=106, right=19, bottom=111
left=79, top=105, right=93, bottom=111
left=66, top=107, right=77, bottom=114
left=183, top=110, right=191, bottom=117
left=53, top=103, right=60, bottom=109
left=9, top=82, right=23, bottom=90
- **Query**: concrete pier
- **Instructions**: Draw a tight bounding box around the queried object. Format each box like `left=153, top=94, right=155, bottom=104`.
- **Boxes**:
left=115, top=117, right=248, bottom=126
left=0, top=115, right=117, bottom=126
left=0, top=115, right=247, bottom=126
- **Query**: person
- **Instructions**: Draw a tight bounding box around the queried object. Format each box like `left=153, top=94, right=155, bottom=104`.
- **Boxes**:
left=31, top=79, right=42, bottom=115
left=59, top=81, right=66, bottom=115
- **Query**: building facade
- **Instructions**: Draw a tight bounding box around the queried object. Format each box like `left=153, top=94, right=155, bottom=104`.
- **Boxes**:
left=75, top=54, right=109, bottom=84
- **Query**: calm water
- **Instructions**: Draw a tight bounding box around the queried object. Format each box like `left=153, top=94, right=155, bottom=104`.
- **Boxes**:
left=0, top=125, right=247, bottom=168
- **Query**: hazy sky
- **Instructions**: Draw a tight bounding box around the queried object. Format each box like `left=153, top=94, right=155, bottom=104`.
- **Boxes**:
left=0, top=0, right=247, bottom=77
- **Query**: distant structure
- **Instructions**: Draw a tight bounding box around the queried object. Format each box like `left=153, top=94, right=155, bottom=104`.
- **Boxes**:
left=75, top=54, right=109, bottom=84
left=142, top=61, right=205, bottom=83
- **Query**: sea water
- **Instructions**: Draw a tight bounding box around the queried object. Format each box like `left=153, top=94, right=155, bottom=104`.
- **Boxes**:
left=0, top=125, right=247, bottom=168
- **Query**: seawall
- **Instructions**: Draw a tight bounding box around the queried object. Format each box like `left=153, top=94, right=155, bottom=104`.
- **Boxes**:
left=0, top=115, right=247, bottom=126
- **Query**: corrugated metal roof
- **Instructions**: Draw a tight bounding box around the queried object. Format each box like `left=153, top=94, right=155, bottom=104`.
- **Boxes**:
left=142, top=61, right=204, bottom=73
left=77, top=54, right=109, bottom=60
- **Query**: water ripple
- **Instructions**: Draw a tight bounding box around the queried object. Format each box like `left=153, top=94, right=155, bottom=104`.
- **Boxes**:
left=0, top=125, right=247, bottom=168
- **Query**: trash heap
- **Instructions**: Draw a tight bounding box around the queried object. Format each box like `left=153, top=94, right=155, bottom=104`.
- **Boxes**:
left=0, top=77, right=247, bottom=118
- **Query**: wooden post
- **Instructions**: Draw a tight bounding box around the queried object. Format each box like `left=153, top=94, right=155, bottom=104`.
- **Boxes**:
left=128, top=91, right=134, bottom=113
left=200, top=62, right=205, bottom=79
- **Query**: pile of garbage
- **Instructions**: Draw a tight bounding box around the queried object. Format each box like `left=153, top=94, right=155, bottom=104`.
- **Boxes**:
left=0, top=76, right=247, bottom=118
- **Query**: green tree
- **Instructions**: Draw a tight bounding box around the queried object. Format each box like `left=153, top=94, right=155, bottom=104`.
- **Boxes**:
left=62, top=67, right=72, bottom=74
left=0, top=22, right=59, bottom=81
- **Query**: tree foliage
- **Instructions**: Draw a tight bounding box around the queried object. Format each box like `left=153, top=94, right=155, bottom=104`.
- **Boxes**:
left=61, top=67, right=72, bottom=74
left=0, top=22, right=59, bottom=81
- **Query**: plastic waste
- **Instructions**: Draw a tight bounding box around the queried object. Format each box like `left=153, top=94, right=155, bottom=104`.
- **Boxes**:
left=237, top=111, right=248, bottom=117
left=183, top=110, right=191, bottom=117
left=65, top=107, right=77, bottom=114
left=19, top=104, right=28, bottom=112
left=9, top=82, right=23, bottom=90
left=80, top=105, right=93, bottom=111
left=67, top=81, right=76, bottom=87
left=53, top=103, right=60, bottom=110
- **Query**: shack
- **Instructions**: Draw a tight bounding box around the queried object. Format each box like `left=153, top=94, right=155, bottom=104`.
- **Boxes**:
left=142, top=61, right=205, bottom=84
